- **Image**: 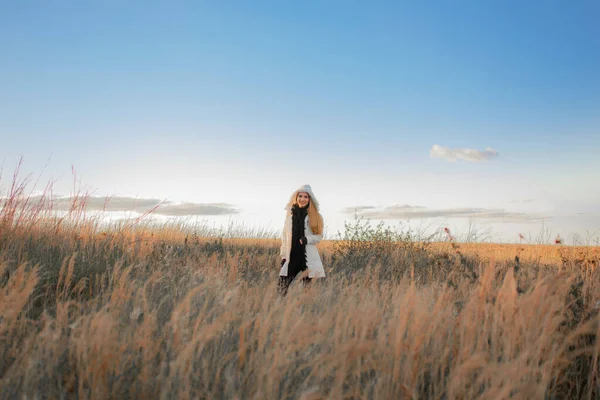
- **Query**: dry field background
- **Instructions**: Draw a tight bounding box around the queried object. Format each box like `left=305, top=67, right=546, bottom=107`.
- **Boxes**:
left=1, top=179, right=600, bottom=399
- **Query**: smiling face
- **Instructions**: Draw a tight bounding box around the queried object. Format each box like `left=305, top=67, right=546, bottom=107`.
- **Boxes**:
left=296, top=192, right=310, bottom=208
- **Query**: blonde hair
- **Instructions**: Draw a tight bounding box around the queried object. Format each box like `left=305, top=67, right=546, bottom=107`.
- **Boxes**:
left=296, top=193, right=323, bottom=235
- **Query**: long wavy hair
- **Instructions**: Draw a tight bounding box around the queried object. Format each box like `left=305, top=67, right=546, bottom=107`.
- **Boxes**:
left=296, top=193, right=323, bottom=235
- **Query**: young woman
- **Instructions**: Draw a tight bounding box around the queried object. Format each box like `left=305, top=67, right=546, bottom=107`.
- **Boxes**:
left=278, top=184, right=325, bottom=295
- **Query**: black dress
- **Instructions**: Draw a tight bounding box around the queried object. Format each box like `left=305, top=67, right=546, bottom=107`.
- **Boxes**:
left=278, top=204, right=311, bottom=295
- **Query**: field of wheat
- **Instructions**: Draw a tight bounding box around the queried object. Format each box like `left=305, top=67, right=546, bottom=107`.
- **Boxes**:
left=1, top=186, right=599, bottom=399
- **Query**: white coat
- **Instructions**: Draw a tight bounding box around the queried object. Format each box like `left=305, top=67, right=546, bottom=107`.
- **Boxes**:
left=279, top=210, right=325, bottom=278
left=278, top=184, right=325, bottom=279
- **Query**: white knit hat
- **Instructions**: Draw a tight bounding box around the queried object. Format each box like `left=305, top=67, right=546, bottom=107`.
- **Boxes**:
left=285, top=184, right=320, bottom=210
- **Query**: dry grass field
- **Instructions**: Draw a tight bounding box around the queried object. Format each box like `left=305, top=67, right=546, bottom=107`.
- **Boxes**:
left=1, top=182, right=599, bottom=399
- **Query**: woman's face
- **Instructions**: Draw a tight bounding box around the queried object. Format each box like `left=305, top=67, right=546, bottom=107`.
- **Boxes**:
left=297, top=192, right=310, bottom=208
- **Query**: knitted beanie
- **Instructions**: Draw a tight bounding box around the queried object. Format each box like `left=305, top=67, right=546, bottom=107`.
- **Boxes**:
left=285, top=184, right=320, bottom=210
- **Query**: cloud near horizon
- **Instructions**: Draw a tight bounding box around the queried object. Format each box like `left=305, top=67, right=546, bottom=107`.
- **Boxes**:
left=16, top=195, right=239, bottom=216
left=509, top=198, right=536, bottom=204
left=430, top=144, right=499, bottom=162
left=342, top=204, right=548, bottom=223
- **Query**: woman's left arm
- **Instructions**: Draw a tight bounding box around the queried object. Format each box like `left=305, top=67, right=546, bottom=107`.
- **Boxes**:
left=305, top=213, right=323, bottom=245
left=305, top=232, right=323, bottom=245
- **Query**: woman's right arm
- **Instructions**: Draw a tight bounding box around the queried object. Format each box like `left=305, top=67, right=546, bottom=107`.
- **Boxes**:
left=280, top=213, right=289, bottom=258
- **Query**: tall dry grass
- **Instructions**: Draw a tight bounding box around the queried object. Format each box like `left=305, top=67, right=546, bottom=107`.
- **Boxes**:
left=1, top=171, right=599, bottom=399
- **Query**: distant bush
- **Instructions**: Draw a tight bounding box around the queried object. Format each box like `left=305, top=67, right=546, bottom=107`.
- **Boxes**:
left=329, top=214, right=434, bottom=283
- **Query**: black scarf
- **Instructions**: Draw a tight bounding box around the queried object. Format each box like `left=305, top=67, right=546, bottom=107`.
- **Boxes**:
left=291, top=204, right=308, bottom=244
left=288, top=204, right=308, bottom=276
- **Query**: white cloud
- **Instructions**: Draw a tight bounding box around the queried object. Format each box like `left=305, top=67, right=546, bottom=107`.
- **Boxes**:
left=508, top=198, right=536, bottom=204
left=430, top=144, right=499, bottom=162
left=340, top=206, right=377, bottom=214
left=343, top=204, right=549, bottom=223
left=8, top=195, right=239, bottom=216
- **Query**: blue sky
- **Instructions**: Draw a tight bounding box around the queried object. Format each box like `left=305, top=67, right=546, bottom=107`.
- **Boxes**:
left=1, top=1, right=599, bottom=243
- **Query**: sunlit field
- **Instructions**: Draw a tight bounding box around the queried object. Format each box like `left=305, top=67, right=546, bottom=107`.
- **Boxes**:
left=1, top=178, right=599, bottom=399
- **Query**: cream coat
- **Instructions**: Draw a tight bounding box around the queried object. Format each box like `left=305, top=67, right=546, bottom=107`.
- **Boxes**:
left=279, top=209, right=326, bottom=278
